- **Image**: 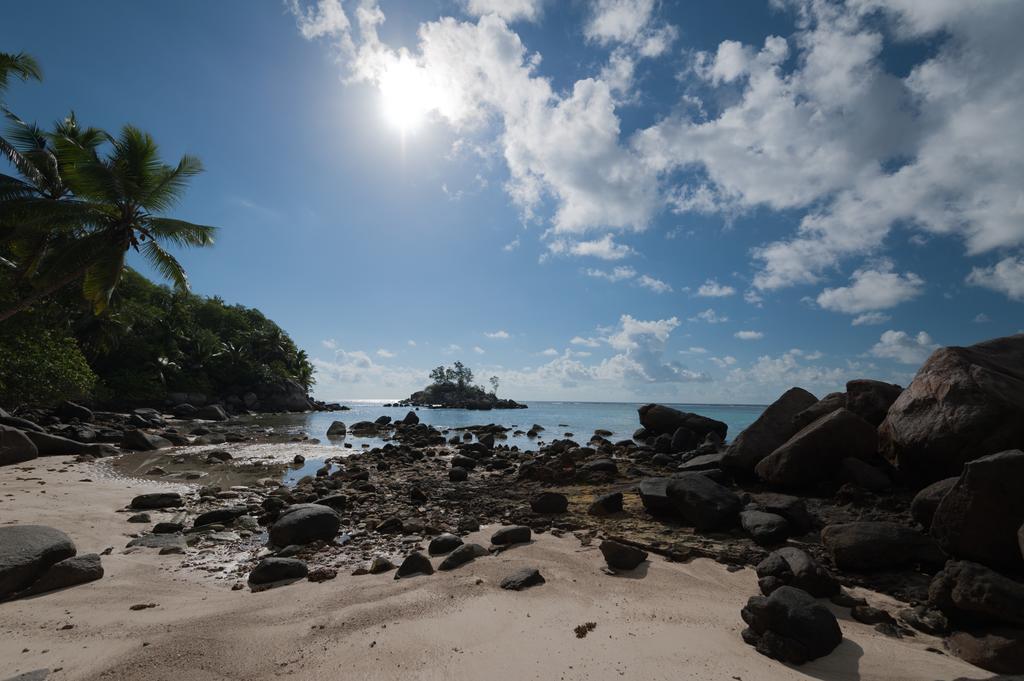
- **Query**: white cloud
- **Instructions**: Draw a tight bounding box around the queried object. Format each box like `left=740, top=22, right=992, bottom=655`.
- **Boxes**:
left=570, top=336, right=601, bottom=348
left=697, top=279, right=736, bottom=297
left=637, top=274, right=672, bottom=294
left=586, top=265, right=636, bottom=282
left=966, top=256, right=1024, bottom=301
left=711, top=355, right=737, bottom=368
left=322, top=338, right=338, bottom=351
left=407, top=340, right=417, bottom=347
left=816, top=260, right=924, bottom=314
left=502, top=237, right=521, bottom=252
left=735, top=330, right=764, bottom=340
left=287, top=0, right=350, bottom=40
left=312, top=347, right=425, bottom=400
left=685, top=346, right=708, bottom=354
left=689, top=308, right=729, bottom=324
left=463, top=0, right=543, bottom=23
left=973, top=313, right=991, bottom=323
left=851, top=312, right=891, bottom=326
left=443, top=344, right=462, bottom=354
left=540, top=347, right=559, bottom=356
left=548, top=235, right=635, bottom=260
left=472, top=345, right=486, bottom=354
left=584, top=0, right=677, bottom=57
left=485, top=330, right=511, bottom=339
left=726, top=349, right=848, bottom=394
left=870, top=330, right=938, bottom=365
left=376, top=348, right=396, bottom=358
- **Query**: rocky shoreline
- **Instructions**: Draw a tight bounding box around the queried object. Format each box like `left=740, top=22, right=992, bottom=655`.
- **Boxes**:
left=2, top=333, right=1024, bottom=677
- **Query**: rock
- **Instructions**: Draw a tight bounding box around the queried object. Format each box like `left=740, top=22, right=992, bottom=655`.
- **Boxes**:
left=126, top=534, right=187, bottom=551
left=479, top=433, right=495, bottom=449
left=638, top=404, right=727, bottom=439
left=172, top=403, right=198, bottom=417
left=530, top=491, right=568, bottom=514
left=755, top=408, right=878, bottom=488
left=375, top=517, right=404, bottom=534
left=204, top=449, right=232, bottom=462
left=723, top=387, right=818, bottom=475
left=677, top=452, right=725, bottom=473
left=666, top=474, right=741, bottom=530
left=821, top=522, right=945, bottom=572
left=248, top=558, right=307, bottom=586
left=837, top=457, right=891, bottom=491
left=152, top=522, right=183, bottom=534
left=756, top=547, right=839, bottom=597
left=268, top=504, right=341, bottom=546
left=1020, top=523, right=1024, bottom=564
left=0, top=525, right=77, bottom=599
left=24, top=430, right=89, bottom=456
left=670, top=427, right=698, bottom=453
left=945, top=628, right=1024, bottom=675
left=582, top=458, right=618, bottom=475
left=851, top=605, right=895, bottom=625
left=127, top=513, right=151, bottom=523
left=879, top=334, right=1024, bottom=481
left=491, top=526, right=531, bottom=545
left=741, top=511, right=790, bottom=545
left=451, top=454, right=477, bottom=469
left=791, top=392, right=847, bottom=433
left=898, top=605, right=949, bottom=635
left=930, top=449, right=1024, bottom=572
left=910, top=477, right=957, bottom=530
left=599, top=540, right=647, bottom=570
left=587, top=492, right=623, bottom=516
left=402, top=410, right=419, bottom=425
left=845, top=379, right=902, bottom=426
left=428, top=533, right=464, bottom=556
left=195, top=405, right=228, bottom=421
left=194, top=506, right=247, bottom=528
left=369, top=556, right=395, bottom=574
left=750, top=493, right=815, bottom=535
left=326, top=421, right=347, bottom=437
left=0, top=425, right=38, bottom=466
left=308, top=567, right=338, bottom=582
left=0, top=413, right=43, bottom=432
left=929, top=560, right=1024, bottom=627
left=500, top=567, right=545, bottom=590
left=740, top=586, right=843, bottom=664
left=129, top=492, right=182, bottom=510
left=395, top=552, right=433, bottom=579
left=637, top=477, right=675, bottom=516
left=20, top=553, right=103, bottom=597
left=316, top=494, right=347, bottom=511
left=438, top=543, right=489, bottom=571
left=56, top=401, right=93, bottom=423
left=449, top=466, right=468, bottom=482
left=122, top=429, right=173, bottom=451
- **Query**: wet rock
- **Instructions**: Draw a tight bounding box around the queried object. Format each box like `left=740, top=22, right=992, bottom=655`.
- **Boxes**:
left=395, top=552, right=433, bottom=579
left=666, top=474, right=741, bottom=530
left=326, top=421, right=347, bottom=437
left=428, top=533, right=464, bottom=556
left=268, top=504, right=341, bottom=546
left=845, top=379, right=902, bottom=426
left=755, top=547, right=838, bottom=597
left=0, top=425, right=38, bottom=466
left=500, top=567, right=545, bottom=590
left=599, top=540, right=647, bottom=570
left=248, top=558, right=307, bottom=586
left=879, top=334, right=1024, bottom=482
left=204, top=449, right=232, bottom=462
left=930, top=449, right=1024, bottom=572
left=638, top=404, right=727, bottom=440
left=491, top=526, right=531, bottom=546
left=821, top=521, right=945, bottom=572
left=129, top=492, right=183, bottom=510
left=741, top=511, right=790, bottom=545
left=0, top=525, right=77, bottom=599
left=587, top=492, right=623, bottom=516
left=530, top=491, right=568, bottom=514
left=438, top=543, right=489, bottom=571
left=723, top=387, right=818, bottom=475
left=122, top=429, right=173, bottom=451
left=451, top=454, right=477, bottom=470
left=945, top=628, right=1024, bottom=675
left=910, top=477, right=957, bottom=530
left=740, top=586, right=843, bottom=664
left=755, top=409, right=878, bottom=488
left=929, top=560, right=1024, bottom=627
left=20, top=553, right=103, bottom=597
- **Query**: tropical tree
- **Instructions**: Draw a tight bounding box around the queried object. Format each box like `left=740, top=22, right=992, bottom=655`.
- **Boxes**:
left=489, top=375, right=499, bottom=395
left=0, top=51, right=41, bottom=98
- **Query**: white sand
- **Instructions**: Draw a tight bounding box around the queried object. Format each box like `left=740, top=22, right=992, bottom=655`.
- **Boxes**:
left=0, top=456, right=994, bottom=681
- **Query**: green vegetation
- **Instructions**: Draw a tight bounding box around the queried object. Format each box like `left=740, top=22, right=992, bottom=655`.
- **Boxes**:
left=413, top=362, right=520, bottom=409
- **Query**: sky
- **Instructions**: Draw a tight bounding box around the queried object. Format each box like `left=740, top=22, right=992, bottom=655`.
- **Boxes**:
left=2, top=0, right=1023, bottom=404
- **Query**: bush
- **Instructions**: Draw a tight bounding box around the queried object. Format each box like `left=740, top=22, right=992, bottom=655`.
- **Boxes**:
left=0, top=327, right=96, bottom=407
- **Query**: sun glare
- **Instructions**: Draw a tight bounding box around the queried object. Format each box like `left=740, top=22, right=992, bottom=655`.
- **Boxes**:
left=379, top=56, right=432, bottom=133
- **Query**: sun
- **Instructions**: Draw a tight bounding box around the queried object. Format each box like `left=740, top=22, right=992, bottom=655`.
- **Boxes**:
left=378, top=56, right=432, bottom=133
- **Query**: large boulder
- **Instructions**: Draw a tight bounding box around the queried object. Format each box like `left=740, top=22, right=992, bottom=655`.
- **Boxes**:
left=0, top=525, right=77, bottom=599
left=599, top=539, right=648, bottom=570
left=248, top=558, right=307, bottom=586
left=258, top=379, right=314, bottom=412
left=20, top=553, right=103, bottom=597
left=878, top=334, right=1024, bottom=482
left=637, top=404, right=727, bottom=439
left=530, top=491, right=568, bottom=514
left=56, top=401, right=93, bottom=423
left=755, top=409, right=877, bottom=488
left=666, top=474, right=741, bottom=530
left=491, top=526, right=531, bottom=545
left=755, top=547, right=838, bottom=597
left=722, top=387, right=818, bottom=475
left=821, top=521, right=944, bottom=571
left=129, top=492, right=182, bottom=510
left=326, top=421, right=347, bottom=438
left=945, top=629, right=1024, bottom=675
left=24, top=430, right=90, bottom=456
left=791, top=392, right=846, bottom=431
left=122, top=429, right=173, bottom=451
left=740, top=586, right=843, bottom=664
left=910, top=477, right=957, bottom=530
left=929, top=560, right=1024, bottom=627
left=741, top=511, right=790, bottom=545
left=268, top=504, right=341, bottom=546
left=930, top=450, right=1024, bottom=572
left=844, top=379, right=902, bottom=426
left=195, top=404, right=228, bottom=421
left=0, top=425, right=38, bottom=466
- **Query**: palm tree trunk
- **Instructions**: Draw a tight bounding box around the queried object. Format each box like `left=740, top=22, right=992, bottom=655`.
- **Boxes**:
left=0, top=263, right=90, bottom=323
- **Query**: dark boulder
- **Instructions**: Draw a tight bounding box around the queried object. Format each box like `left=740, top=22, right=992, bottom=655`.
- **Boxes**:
left=821, top=522, right=945, bottom=572
left=326, top=421, right=347, bottom=437
left=129, top=492, right=182, bottom=510
left=741, top=511, right=790, bottom=545
left=451, top=454, right=477, bottom=469
left=755, top=408, right=877, bottom=488
left=582, top=458, right=618, bottom=474
left=669, top=427, right=698, bottom=453
left=122, top=429, right=173, bottom=451
left=791, top=392, right=846, bottom=431
left=837, top=457, right=891, bottom=492
left=929, top=560, right=1024, bottom=627
left=599, top=539, right=647, bottom=570
left=24, top=430, right=90, bottom=456
left=0, top=525, right=77, bottom=599
left=845, top=379, right=902, bottom=426
left=638, top=404, right=727, bottom=439
left=587, top=492, right=623, bottom=516
left=500, top=567, right=545, bottom=590
left=402, top=410, right=419, bottom=425
left=56, top=401, right=93, bottom=423
left=449, top=466, right=468, bottom=482
left=248, top=557, right=307, bottom=585
left=0, top=413, right=43, bottom=432
left=750, top=493, right=814, bottom=535
left=945, top=628, right=1024, bottom=675
left=194, top=506, right=247, bottom=528
left=722, top=387, right=818, bottom=475
left=316, top=494, right=347, bottom=511
left=756, top=547, right=838, bottom=597
left=879, top=334, right=1024, bottom=482
left=438, top=543, right=488, bottom=571
left=666, top=474, right=741, bottom=530
left=637, top=477, right=675, bottom=516
left=369, top=556, right=395, bottom=574
left=491, top=526, right=531, bottom=545
left=740, top=586, right=843, bottom=664
left=428, top=533, right=464, bottom=556
left=20, top=553, right=103, bottom=597
left=268, top=504, right=340, bottom=546
left=394, top=552, right=433, bottom=579
left=930, top=449, right=1024, bottom=572
left=910, top=477, right=957, bottom=530
left=530, top=491, right=568, bottom=514
left=196, top=405, right=229, bottom=421
left=0, top=425, right=38, bottom=466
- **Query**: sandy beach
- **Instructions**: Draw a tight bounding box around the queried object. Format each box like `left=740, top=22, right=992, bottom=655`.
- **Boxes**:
left=0, top=456, right=995, bottom=681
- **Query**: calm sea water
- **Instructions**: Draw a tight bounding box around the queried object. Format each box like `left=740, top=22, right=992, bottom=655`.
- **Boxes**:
left=243, top=400, right=765, bottom=452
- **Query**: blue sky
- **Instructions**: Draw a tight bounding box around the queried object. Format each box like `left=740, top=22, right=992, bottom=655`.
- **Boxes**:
left=3, top=0, right=1023, bottom=403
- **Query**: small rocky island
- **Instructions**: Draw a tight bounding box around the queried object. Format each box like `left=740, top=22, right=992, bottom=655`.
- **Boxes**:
left=400, top=362, right=526, bottom=410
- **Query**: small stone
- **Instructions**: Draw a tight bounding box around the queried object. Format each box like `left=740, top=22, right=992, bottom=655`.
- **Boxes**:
left=500, top=567, right=545, bottom=590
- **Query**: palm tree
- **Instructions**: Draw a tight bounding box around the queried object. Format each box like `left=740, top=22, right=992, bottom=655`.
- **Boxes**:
left=0, top=51, right=41, bottom=98
left=0, top=122, right=216, bottom=322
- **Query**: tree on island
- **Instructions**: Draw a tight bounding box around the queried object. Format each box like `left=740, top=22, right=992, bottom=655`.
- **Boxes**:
left=412, top=362, right=523, bottom=409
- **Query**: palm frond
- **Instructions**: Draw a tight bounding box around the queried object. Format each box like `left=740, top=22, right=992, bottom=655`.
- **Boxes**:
left=82, top=248, right=126, bottom=314
left=140, top=240, right=189, bottom=291
left=144, top=217, right=216, bottom=247
left=0, top=52, right=42, bottom=94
